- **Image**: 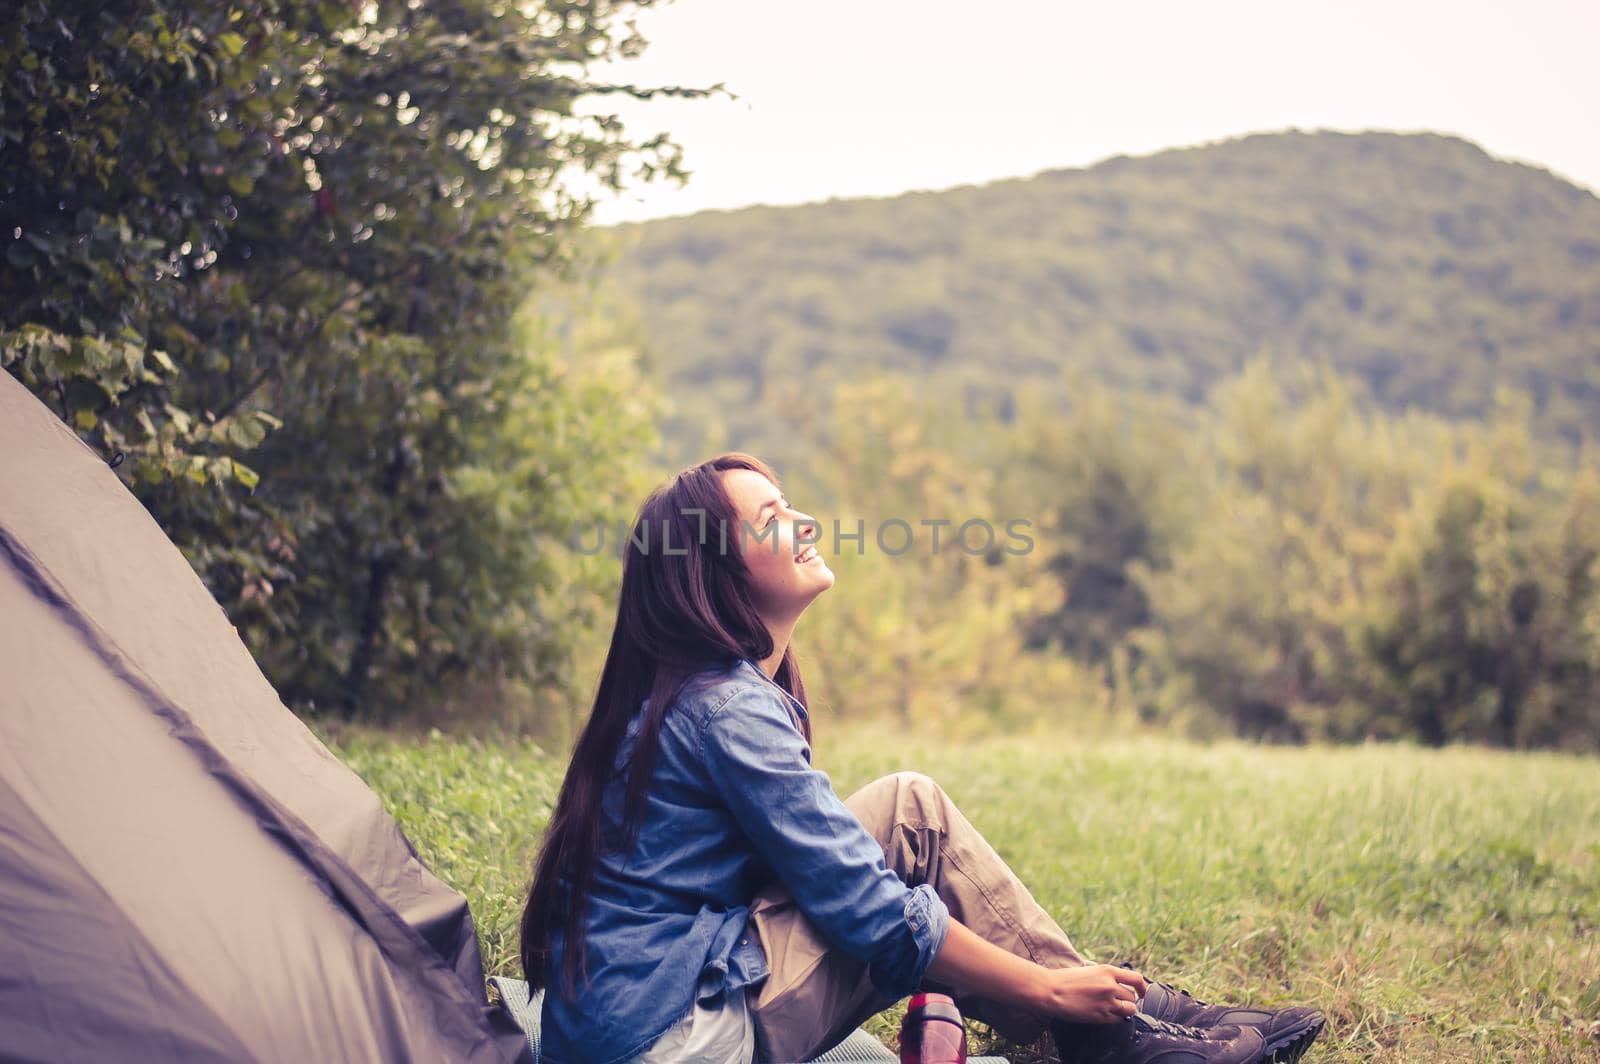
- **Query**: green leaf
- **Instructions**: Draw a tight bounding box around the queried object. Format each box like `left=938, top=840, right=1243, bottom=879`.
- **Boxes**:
left=227, top=415, right=267, bottom=449
left=227, top=173, right=254, bottom=197
left=79, top=336, right=113, bottom=371
left=148, top=347, right=178, bottom=375
left=218, top=32, right=245, bottom=58
left=74, top=409, right=99, bottom=431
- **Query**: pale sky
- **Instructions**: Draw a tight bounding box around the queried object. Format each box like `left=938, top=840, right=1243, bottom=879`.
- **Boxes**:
left=580, top=0, right=1600, bottom=225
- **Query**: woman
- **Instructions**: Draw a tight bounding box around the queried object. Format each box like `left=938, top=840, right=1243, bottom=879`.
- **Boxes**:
left=519, top=454, right=1324, bottom=1064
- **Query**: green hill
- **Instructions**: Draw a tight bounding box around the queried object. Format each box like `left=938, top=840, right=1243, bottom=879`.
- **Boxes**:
left=607, top=130, right=1600, bottom=463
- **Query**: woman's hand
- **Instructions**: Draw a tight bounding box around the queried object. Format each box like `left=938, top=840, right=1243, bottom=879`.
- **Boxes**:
left=1032, top=963, right=1148, bottom=1023
left=926, top=919, right=1148, bottom=1024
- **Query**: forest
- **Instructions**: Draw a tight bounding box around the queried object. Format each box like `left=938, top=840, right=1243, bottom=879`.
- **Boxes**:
left=6, top=3, right=1599, bottom=751
left=587, top=131, right=1600, bottom=753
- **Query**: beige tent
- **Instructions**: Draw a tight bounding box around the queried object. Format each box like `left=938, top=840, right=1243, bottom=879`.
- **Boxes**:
left=0, top=371, right=530, bottom=1062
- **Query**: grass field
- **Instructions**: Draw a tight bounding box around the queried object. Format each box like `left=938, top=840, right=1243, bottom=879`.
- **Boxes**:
left=328, top=722, right=1600, bottom=1062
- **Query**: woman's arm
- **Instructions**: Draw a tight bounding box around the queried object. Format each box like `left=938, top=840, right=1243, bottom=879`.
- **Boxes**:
left=700, top=684, right=1145, bottom=1021
left=701, top=687, right=952, bottom=1000
left=925, top=917, right=1148, bottom=1024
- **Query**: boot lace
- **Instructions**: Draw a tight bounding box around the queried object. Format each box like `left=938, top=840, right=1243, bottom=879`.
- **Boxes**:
left=1132, top=1012, right=1211, bottom=1040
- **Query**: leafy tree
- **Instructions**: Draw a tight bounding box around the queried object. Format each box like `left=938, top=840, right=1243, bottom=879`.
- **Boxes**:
left=773, top=373, right=1055, bottom=727
left=3, top=0, right=700, bottom=721
left=1513, top=466, right=1600, bottom=750
left=998, top=375, right=1192, bottom=676
left=1358, top=474, right=1522, bottom=744
left=2, top=1, right=296, bottom=492
left=1352, top=399, right=1600, bottom=749
left=1128, top=364, right=1445, bottom=739
left=1118, top=365, right=1600, bottom=749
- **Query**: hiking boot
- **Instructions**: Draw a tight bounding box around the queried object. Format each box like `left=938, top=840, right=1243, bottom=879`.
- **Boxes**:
left=1051, top=1012, right=1267, bottom=1064
left=1139, top=983, right=1325, bottom=1063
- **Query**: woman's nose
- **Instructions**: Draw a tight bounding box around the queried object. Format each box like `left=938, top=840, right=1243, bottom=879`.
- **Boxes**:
left=794, top=512, right=819, bottom=540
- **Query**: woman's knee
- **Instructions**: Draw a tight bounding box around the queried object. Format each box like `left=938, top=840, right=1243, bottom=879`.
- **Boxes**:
left=844, top=771, right=946, bottom=825
left=851, top=770, right=943, bottom=803
left=889, top=770, right=942, bottom=800
left=878, top=771, right=951, bottom=822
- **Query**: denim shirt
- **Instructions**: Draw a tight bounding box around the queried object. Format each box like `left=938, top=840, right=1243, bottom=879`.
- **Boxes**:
left=538, top=657, right=951, bottom=1064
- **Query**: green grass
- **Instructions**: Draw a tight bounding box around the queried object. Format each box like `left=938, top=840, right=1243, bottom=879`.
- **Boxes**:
left=327, top=722, right=1600, bottom=1062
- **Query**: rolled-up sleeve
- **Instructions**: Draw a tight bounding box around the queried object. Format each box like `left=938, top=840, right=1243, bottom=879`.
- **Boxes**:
left=699, top=684, right=949, bottom=1001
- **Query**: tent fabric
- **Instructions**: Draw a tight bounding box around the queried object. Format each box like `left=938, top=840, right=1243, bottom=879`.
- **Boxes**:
left=0, top=371, right=531, bottom=1063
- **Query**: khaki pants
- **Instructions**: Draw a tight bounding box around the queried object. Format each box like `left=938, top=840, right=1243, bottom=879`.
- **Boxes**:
left=747, top=772, right=1090, bottom=1063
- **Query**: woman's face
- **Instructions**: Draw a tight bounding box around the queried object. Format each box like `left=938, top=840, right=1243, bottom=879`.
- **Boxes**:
left=720, top=468, right=834, bottom=621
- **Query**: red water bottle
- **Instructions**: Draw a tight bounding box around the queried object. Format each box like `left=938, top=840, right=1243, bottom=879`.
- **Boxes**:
left=898, top=992, right=968, bottom=1064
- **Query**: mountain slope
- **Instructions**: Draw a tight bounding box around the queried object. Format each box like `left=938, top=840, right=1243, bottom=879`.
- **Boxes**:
left=607, top=130, right=1600, bottom=462
left=608, top=128, right=1600, bottom=457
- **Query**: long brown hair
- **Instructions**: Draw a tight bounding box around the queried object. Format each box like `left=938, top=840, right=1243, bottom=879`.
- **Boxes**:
left=519, top=453, right=811, bottom=998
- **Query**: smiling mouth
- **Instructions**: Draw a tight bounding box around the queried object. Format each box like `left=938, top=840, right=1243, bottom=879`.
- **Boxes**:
left=795, top=545, right=820, bottom=564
